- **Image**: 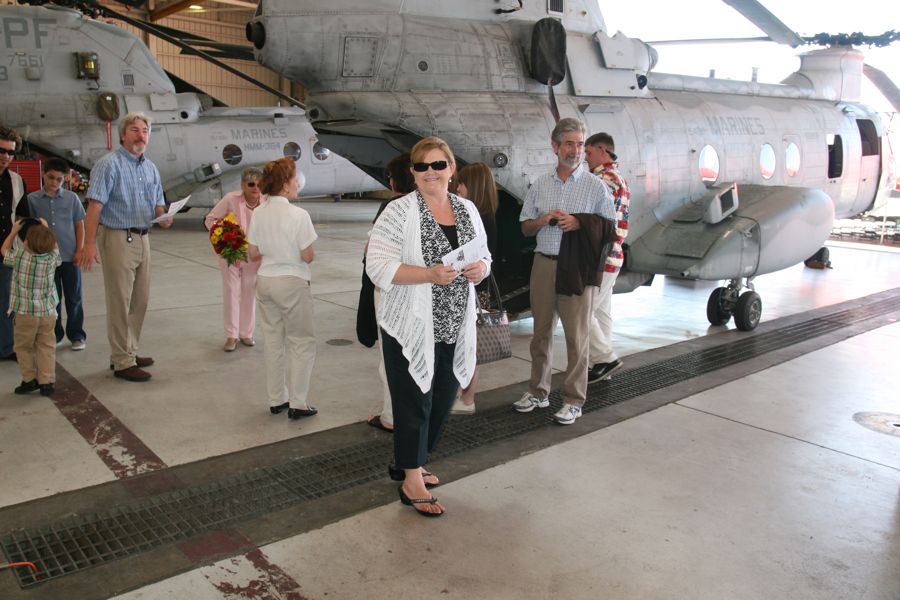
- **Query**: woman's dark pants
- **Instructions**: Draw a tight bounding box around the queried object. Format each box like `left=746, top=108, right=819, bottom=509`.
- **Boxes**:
left=381, top=329, right=459, bottom=469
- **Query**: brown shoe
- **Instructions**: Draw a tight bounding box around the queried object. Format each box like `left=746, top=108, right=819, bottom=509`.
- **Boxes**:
left=109, top=356, right=155, bottom=370
left=113, top=366, right=152, bottom=382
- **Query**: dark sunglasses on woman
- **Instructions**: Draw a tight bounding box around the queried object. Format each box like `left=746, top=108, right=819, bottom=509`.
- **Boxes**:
left=412, top=160, right=449, bottom=172
left=244, top=181, right=258, bottom=187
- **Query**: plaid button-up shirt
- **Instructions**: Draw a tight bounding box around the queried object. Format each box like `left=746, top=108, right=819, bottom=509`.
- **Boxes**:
left=520, top=164, right=615, bottom=256
left=3, top=247, right=61, bottom=316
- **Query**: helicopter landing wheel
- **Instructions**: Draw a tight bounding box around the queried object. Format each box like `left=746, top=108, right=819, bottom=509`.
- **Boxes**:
left=734, top=291, right=762, bottom=331
left=706, top=286, right=732, bottom=326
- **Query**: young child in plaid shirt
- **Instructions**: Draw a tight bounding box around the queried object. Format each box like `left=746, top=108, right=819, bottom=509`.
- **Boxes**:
left=2, top=220, right=61, bottom=396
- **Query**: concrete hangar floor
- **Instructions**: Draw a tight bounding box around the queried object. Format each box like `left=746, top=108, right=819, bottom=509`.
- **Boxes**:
left=0, top=201, right=898, bottom=600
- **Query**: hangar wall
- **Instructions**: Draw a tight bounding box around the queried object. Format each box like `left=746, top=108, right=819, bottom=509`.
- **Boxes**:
left=91, top=1, right=300, bottom=108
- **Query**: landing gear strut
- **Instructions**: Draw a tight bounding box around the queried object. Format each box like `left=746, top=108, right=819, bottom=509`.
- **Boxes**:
left=706, top=278, right=762, bottom=331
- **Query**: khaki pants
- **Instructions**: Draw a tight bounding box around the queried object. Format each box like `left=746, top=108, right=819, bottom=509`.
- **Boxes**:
left=256, top=275, right=316, bottom=409
left=589, top=270, right=619, bottom=365
left=98, top=227, right=151, bottom=370
left=14, top=314, right=56, bottom=384
left=528, top=254, right=595, bottom=407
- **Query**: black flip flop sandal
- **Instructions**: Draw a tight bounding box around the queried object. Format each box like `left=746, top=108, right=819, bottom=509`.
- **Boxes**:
left=366, top=415, right=393, bottom=432
left=398, top=486, right=444, bottom=518
left=388, top=464, right=439, bottom=487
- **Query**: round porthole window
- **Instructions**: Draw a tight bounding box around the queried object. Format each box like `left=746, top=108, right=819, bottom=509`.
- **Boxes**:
left=759, top=143, right=775, bottom=180
left=698, top=145, right=719, bottom=184
left=785, top=142, right=801, bottom=177
left=313, top=141, right=331, bottom=161
left=283, top=141, right=301, bottom=162
left=222, top=144, right=243, bottom=166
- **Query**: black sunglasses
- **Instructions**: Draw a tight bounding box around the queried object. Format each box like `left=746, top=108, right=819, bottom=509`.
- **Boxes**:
left=244, top=181, right=258, bottom=187
left=413, top=160, right=449, bottom=172
left=0, top=148, right=15, bottom=156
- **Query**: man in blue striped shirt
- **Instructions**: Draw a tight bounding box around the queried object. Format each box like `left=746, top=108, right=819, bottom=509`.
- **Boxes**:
left=513, top=118, right=615, bottom=425
left=79, top=113, right=173, bottom=382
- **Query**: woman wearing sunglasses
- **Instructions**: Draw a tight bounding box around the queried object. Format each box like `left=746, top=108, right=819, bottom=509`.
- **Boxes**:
left=367, top=136, right=492, bottom=517
left=205, top=167, right=265, bottom=352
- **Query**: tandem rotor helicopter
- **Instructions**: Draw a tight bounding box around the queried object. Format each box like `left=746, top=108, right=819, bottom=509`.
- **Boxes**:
left=244, top=0, right=899, bottom=329
left=0, top=2, right=384, bottom=209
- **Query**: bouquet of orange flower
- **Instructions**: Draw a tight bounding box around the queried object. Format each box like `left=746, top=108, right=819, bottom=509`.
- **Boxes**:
left=209, top=212, right=248, bottom=265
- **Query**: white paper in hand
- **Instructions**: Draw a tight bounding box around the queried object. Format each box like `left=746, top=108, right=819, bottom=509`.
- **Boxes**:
left=151, top=195, right=190, bottom=224
left=441, top=234, right=489, bottom=270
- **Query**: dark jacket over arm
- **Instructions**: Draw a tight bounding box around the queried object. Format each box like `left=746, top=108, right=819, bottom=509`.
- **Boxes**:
left=556, top=213, right=616, bottom=296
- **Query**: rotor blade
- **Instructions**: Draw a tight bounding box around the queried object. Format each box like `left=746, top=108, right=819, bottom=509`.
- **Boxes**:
left=142, top=21, right=256, bottom=61
left=99, top=6, right=304, bottom=108
left=721, top=0, right=804, bottom=47
left=863, top=64, right=900, bottom=113
left=647, top=36, right=773, bottom=46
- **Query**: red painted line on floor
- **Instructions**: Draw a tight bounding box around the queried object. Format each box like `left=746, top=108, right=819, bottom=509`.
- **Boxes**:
left=177, top=529, right=251, bottom=564
left=204, top=547, right=309, bottom=599
left=51, top=364, right=168, bottom=479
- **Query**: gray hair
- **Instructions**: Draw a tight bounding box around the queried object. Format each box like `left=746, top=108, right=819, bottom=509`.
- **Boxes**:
left=118, top=112, right=152, bottom=140
left=241, top=167, right=263, bottom=181
left=551, top=118, right=586, bottom=144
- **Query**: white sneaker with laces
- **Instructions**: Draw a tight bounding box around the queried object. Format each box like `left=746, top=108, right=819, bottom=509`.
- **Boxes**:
left=553, top=403, right=582, bottom=425
left=71, top=340, right=86, bottom=351
left=512, top=392, right=549, bottom=413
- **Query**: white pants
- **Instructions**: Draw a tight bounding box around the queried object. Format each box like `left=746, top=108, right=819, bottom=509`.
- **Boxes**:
left=589, top=270, right=619, bottom=365
left=374, top=288, right=393, bottom=426
left=256, top=275, right=316, bottom=409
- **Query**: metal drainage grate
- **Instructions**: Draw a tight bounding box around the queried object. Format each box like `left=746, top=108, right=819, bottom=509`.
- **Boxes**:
left=4, top=293, right=899, bottom=587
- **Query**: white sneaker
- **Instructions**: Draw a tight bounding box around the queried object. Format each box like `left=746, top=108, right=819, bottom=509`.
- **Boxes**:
left=553, top=404, right=582, bottom=425
left=513, top=392, right=549, bottom=413
left=71, top=340, right=86, bottom=351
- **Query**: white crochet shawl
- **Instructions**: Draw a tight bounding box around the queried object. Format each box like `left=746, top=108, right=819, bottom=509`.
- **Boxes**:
left=366, top=191, right=491, bottom=392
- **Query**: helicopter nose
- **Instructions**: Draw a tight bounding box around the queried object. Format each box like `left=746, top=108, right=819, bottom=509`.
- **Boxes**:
left=246, top=20, right=266, bottom=50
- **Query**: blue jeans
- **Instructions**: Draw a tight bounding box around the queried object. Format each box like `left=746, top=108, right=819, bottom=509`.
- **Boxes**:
left=55, top=262, right=86, bottom=343
left=0, top=264, right=13, bottom=356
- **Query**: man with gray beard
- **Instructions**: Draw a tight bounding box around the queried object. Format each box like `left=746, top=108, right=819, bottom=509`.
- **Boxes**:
left=79, top=113, right=173, bottom=382
left=513, top=118, right=615, bottom=425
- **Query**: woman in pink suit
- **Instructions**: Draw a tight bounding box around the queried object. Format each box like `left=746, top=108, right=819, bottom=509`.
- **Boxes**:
left=205, top=167, right=265, bottom=351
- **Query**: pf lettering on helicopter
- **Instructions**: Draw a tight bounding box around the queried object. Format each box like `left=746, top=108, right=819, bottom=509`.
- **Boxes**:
left=1, top=16, right=53, bottom=50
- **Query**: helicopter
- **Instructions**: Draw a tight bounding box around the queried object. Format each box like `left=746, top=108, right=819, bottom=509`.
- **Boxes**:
left=0, top=2, right=384, bottom=209
left=244, top=0, right=899, bottom=329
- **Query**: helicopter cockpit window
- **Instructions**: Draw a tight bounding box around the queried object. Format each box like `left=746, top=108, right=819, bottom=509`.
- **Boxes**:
left=785, top=142, right=801, bottom=177
left=222, top=144, right=243, bottom=166
left=759, top=143, right=776, bottom=180
left=698, top=145, right=719, bottom=185
left=283, top=142, right=301, bottom=162
left=313, top=141, right=331, bottom=161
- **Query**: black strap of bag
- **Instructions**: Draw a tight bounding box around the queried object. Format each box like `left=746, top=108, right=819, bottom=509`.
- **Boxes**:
left=474, top=271, right=504, bottom=320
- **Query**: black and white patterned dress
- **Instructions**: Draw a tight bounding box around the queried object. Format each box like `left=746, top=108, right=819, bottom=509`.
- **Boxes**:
left=417, top=191, right=475, bottom=343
